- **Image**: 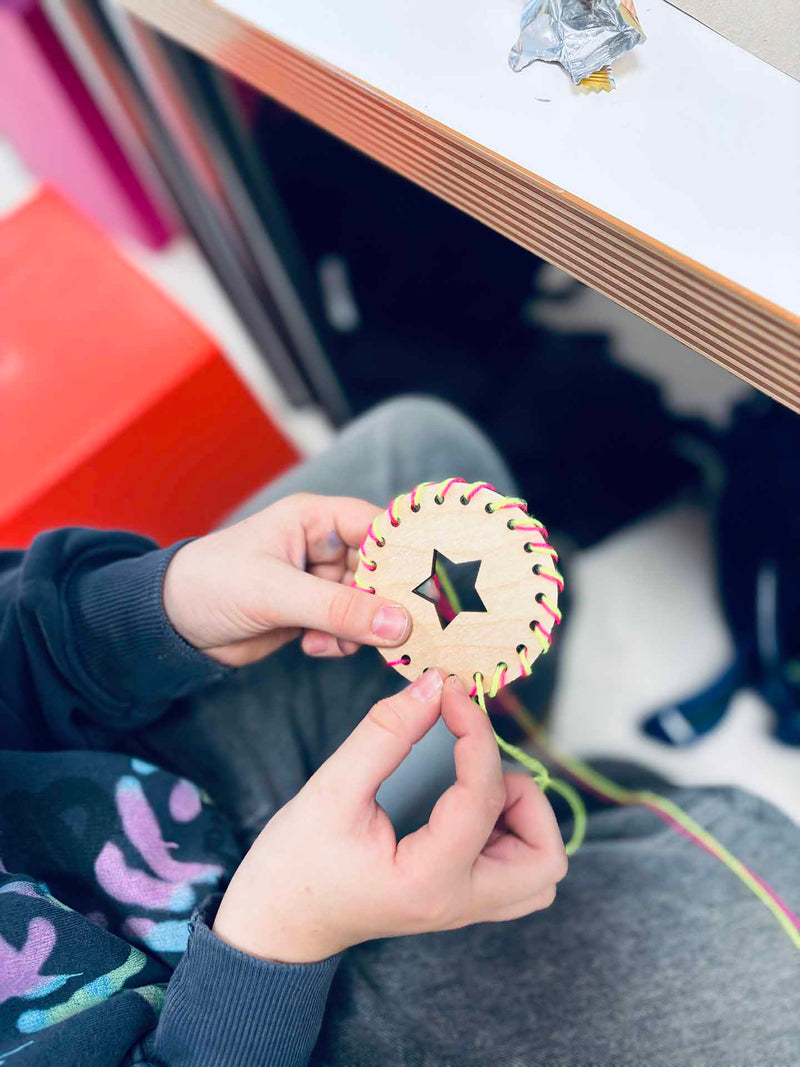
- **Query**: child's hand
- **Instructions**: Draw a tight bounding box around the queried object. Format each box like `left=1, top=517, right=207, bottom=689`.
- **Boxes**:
left=163, top=493, right=411, bottom=666
left=212, top=672, right=568, bottom=963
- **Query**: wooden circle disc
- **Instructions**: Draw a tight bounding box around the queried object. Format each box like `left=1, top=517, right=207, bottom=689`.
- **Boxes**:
left=354, top=481, right=561, bottom=693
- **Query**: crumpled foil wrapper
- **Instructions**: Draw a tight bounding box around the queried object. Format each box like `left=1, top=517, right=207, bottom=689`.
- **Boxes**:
left=509, top=0, right=646, bottom=84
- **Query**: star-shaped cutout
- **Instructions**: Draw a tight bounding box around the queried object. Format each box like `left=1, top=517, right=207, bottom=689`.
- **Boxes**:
left=412, top=550, right=487, bottom=630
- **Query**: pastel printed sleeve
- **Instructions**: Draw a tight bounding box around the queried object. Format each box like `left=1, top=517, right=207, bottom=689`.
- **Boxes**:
left=0, top=878, right=337, bottom=1067
left=0, top=874, right=166, bottom=1065
left=0, top=754, right=337, bottom=1066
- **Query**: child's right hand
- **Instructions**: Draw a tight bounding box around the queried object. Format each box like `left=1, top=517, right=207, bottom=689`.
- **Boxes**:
left=213, top=672, right=568, bottom=964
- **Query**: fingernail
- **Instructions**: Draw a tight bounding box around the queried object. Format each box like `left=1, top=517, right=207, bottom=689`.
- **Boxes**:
left=305, top=634, right=330, bottom=655
left=409, top=669, right=443, bottom=702
left=372, top=605, right=409, bottom=642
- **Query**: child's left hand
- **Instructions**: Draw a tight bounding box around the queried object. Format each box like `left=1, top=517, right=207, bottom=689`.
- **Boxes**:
left=163, top=493, right=411, bottom=666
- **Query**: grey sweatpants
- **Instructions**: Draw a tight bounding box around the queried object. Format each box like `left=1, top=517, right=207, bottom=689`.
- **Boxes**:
left=138, top=397, right=800, bottom=1067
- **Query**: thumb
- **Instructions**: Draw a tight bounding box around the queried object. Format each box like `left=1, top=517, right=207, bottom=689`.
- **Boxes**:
left=268, top=564, right=411, bottom=647
left=317, top=670, right=445, bottom=810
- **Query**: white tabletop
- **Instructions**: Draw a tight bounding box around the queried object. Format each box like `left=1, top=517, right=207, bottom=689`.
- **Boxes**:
left=219, top=0, right=800, bottom=317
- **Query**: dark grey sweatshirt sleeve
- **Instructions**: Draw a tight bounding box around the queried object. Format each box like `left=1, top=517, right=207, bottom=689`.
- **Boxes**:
left=153, top=905, right=339, bottom=1067
left=0, top=531, right=340, bottom=1065
left=2, top=528, right=229, bottom=749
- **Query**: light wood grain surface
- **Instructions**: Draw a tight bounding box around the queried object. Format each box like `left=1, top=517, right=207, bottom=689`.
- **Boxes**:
left=354, top=484, right=557, bottom=693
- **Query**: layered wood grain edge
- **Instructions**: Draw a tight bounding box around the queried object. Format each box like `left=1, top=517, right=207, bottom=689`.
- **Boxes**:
left=122, top=0, right=800, bottom=411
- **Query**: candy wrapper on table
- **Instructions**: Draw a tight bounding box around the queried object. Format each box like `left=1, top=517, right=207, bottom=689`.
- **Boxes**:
left=509, top=0, right=646, bottom=85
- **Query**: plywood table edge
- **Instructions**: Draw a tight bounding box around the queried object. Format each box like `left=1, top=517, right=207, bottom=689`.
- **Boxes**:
left=121, top=0, right=800, bottom=411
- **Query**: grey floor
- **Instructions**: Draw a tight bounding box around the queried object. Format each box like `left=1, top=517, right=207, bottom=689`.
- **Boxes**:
left=2, top=138, right=797, bottom=822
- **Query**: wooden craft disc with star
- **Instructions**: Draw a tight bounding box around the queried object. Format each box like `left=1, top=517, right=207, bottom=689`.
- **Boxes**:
left=355, top=482, right=559, bottom=692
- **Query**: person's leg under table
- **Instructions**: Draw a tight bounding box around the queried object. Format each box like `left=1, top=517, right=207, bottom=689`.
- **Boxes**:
left=226, top=395, right=514, bottom=519
left=131, top=396, right=515, bottom=844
